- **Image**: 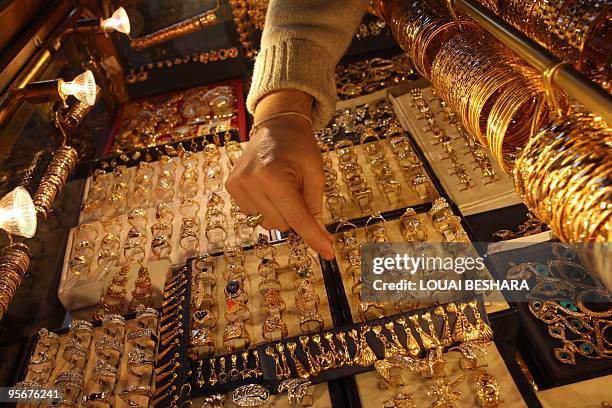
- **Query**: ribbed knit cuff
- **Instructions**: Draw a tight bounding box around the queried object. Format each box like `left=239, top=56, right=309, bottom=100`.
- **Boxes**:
left=246, top=39, right=337, bottom=130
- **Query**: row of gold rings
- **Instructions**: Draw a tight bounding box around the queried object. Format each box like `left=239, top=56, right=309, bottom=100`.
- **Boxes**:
left=226, top=140, right=243, bottom=168
left=409, top=89, right=472, bottom=190
left=190, top=254, right=217, bottom=359
left=387, top=130, right=433, bottom=199
left=335, top=140, right=374, bottom=214
left=321, top=142, right=347, bottom=220
left=287, top=233, right=325, bottom=333
left=362, top=130, right=404, bottom=205
left=438, top=97, right=497, bottom=182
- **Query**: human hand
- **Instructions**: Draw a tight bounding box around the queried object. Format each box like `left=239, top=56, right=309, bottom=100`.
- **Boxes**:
left=225, top=90, right=334, bottom=260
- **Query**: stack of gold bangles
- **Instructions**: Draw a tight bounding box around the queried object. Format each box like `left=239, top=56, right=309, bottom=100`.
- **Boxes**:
left=33, top=145, right=78, bottom=217
left=0, top=242, right=30, bottom=320
left=513, top=112, right=611, bottom=242
left=477, top=0, right=610, bottom=92
left=430, top=30, right=568, bottom=173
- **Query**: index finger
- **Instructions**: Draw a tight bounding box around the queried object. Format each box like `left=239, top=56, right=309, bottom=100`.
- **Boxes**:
left=266, top=182, right=334, bottom=260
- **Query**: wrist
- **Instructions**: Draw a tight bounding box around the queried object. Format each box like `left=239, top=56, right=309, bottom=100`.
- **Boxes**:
left=254, top=89, right=313, bottom=121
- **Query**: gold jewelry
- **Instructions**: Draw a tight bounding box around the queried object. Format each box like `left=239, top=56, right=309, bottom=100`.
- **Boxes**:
left=447, top=302, right=480, bottom=343
left=355, top=326, right=378, bottom=367
left=275, top=343, right=292, bottom=379
left=395, top=317, right=421, bottom=357
left=313, top=333, right=336, bottom=370
left=208, top=358, right=218, bottom=386
left=468, top=300, right=494, bottom=342
left=323, top=332, right=343, bottom=368
left=287, top=341, right=310, bottom=379
left=299, top=335, right=321, bottom=376
left=373, top=325, right=404, bottom=359
left=428, top=375, right=465, bottom=408
left=218, top=356, right=228, bottom=384
left=434, top=305, right=454, bottom=347
left=223, top=322, right=250, bottom=351
left=399, top=208, right=428, bottom=242
left=336, top=331, right=353, bottom=366
left=262, top=315, right=288, bottom=341
left=265, top=345, right=284, bottom=380
left=475, top=372, right=503, bottom=407
left=299, top=310, right=324, bottom=333
left=382, top=393, right=416, bottom=408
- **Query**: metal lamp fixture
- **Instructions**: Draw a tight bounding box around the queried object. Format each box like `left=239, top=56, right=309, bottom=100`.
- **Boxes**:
left=99, top=7, right=131, bottom=35
left=0, top=187, right=37, bottom=238
left=1, top=69, right=97, bottom=112
left=71, top=7, right=131, bottom=36
left=57, top=70, right=97, bottom=106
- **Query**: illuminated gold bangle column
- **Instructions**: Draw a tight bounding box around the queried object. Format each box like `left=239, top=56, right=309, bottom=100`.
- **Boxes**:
left=130, top=10, right=218, bottom=51
left=370, top=0, right=612, bottom=124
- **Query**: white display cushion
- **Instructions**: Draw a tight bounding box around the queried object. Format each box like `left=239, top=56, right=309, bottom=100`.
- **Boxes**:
left=390, top=88, right=522, bottom=216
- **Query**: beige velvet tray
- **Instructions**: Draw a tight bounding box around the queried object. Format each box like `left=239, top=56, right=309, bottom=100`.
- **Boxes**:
left=21, top=319, right=157, bottom=407
left=537, top=374, right=612, bottom=408
left=334, top=217, right=509, bottom=323
left=191, top=242, right=333, bottom=357
left=322, top=140, right=439, bottom=225
left=60, top=142, right=269, bottom=312
left=191, top=381, right=333, bottom=407
left=355, top=341, right=527, bottom=407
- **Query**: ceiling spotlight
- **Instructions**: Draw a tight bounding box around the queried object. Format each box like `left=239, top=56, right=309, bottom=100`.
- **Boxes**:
left=0, top=187, right=37, bottom=238
left=100, top=7, right=131, bottom=35
left=58, top=70, right=97, bottom=106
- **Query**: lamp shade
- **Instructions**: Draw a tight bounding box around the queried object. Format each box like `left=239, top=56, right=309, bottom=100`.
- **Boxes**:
left=100, top=7, right=131, bottom=35
left=58, top=70, right=97, bottom=106
left=0, top=187, right=37, bottom=238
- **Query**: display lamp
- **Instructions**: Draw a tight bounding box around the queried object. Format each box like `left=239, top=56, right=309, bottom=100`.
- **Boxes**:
left=0, top=187, right=37, bottom=238
left=6, top=69, right=97, bottom=107
left=73, top=7, right=131, bottom=36
left=99, top=7, right=131, bottom=35
left=57, top=70, right=97, bottom=106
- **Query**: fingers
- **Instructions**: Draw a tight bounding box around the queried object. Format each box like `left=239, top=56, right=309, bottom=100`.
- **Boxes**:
left=302, top=168, right=335, bottom=246
left=226, top=173, right=290, bottom=231
left=269, top=179, right=335, bottom=260
left=247, top=190, right=290, bottom=232
left=225, top=177, right=258, bottom=215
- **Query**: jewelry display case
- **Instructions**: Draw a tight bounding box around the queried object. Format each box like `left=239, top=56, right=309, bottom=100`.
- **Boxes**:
left=0, top=0, right=610, bottom=406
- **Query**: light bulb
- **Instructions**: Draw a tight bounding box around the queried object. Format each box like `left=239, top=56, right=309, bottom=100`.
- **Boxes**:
left=0, top=187, right=37, bottom=238
left=58, top=70, right=97, bottom=106
left=100, top=7, right=131, bottom=35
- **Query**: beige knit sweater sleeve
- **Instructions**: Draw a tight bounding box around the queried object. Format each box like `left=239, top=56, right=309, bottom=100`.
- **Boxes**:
left=246, top=0, right=370, bottom=129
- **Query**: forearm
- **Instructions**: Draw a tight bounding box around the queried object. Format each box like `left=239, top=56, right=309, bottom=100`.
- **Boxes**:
left=247, top=0, right=369, bottom=129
